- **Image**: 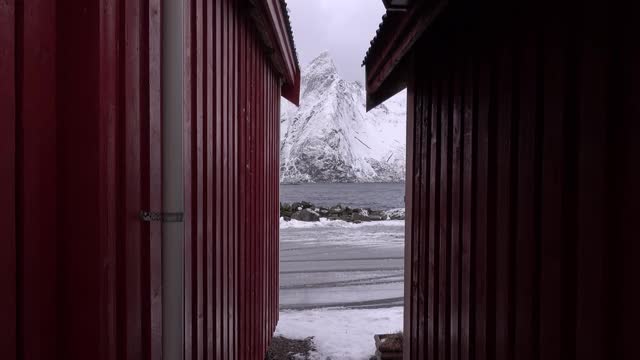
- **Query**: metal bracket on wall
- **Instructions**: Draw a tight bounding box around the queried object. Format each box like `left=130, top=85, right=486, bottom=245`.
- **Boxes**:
left=139, top=211, right=184, bottom=223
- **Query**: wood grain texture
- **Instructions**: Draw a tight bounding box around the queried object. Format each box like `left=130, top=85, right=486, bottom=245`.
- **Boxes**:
left=184, top=1, right=286, bottom=357
left=0, top=1, right=16, bottom=358
left=401, top=1, right=639, bottom=359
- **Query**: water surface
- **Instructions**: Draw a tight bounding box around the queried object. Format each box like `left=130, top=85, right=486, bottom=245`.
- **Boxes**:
left=280, top=183, right=405, bottom=210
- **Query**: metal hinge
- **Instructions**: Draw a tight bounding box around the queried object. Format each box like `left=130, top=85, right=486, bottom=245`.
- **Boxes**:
left=139, top=211, right=184, bottom=223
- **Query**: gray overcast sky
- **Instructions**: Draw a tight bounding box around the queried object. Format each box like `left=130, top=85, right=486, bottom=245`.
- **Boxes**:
left=286, top=0, right=386, bottom=83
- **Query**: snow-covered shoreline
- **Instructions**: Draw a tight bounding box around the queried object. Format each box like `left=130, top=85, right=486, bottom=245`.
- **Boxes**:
left=280, top=217, right=404, bottom=229
left=275, top=307, right=403, bottom=360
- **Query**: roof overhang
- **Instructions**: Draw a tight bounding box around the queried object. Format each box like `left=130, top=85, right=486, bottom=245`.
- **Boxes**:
left=363, top=0, right=448, bottom=110
left=383, top=0, right=412, bottom=11
left=248, top=0, right=300, bottom=105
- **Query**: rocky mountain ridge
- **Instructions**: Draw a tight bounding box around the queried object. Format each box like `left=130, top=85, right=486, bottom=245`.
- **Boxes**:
left=280, top=51, right=406, bottom=183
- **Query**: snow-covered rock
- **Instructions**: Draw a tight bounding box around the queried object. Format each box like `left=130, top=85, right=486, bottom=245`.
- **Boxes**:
left=280, top=51, right=406, bottom=184
left=383, top=208, right=406, bottom=220
left=291, top=208, right=321, bottom=222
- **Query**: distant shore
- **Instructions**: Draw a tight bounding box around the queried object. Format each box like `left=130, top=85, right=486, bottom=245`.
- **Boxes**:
left=280, top=201, right=405, bottom=223
left=280, top=181, right=405, bottom=185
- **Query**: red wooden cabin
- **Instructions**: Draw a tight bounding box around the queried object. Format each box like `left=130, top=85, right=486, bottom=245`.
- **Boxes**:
left=364, top=0, right=639, bottom=359
left=1, top=0, right=298, bottom=359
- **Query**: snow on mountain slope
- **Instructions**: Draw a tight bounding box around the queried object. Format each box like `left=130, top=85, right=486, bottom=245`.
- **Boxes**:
left=280, top=51, right=406, bottom=183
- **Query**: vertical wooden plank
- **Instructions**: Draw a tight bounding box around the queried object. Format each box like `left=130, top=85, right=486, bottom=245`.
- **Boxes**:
left=221, top=0, right=229, bottom=356
left=438, top=60, right=450, bottom=360
left=195, top=0, right=204, bottom=358
left=57, top=0, right=102, bottom=357
left=427, top=61, right=441, bottom=360
left=421, top=62, right=433, bottom=360
left=182, top=0, right=194, bottom=357
left=460, top=52, right=474, bottom=360
left=213, top=0, right=223, bottom=356
left=248, top=26, right=255, bottom=360
left=253, top=28, right=258, bottom=360
left=494, top=46, right=513, bottom=360
left=247, top=26, right=252, bottom=360
left=258, top=53, right=263, bottom=357
left=20, top=0, right=57, bottom=358
left=98, top=0, right=119, bottom=358
left=227, top=5, right=234, bottom=357
left=252, top=39, right=259, bottom=360
left=261, top=36, right=265, bottom=358
left=266, top=68, right=271, bottom=344
left=404, top=54, right=417, bottom=359
left=233, top=4, right=243, bottom=358
left=513, top=35, right=539, bottom=360
left=264, top=63, right=268, bottom=354
left=450, top=55, right=463, bottom=360
left=276, top=76, right=281, bottom=330
left=272, top=72, right=277, bottom=336
left=274, top=78, right=278, bottom=335
left=226, top=3, right=233, bottom=356
left=275, top=70, right=281, bottom=334
left=264, top=54, right=268, bottom=356
left=615, top=4, right=640, bottom=353
left=229, top=6, right=237, bottom=358
left=124, top=1, right=144, bottom=358
left=258, top=57, right=265, bottom=356
left=262, top=64, right=268, bottom=354
left=234, top=4, right=244, bottom=359
left=0, top=1, right=16, bottom=358
left=574, top=2, right=607, bottom=358
left=203, top=1, right=209, bottom=358
left=414, top=63, right=423, bottom=360
left=268, top=67, right=272, bottom=343
left=420, top=61, right=429, bottom=360
left=148, top=0, right=163, bottom=358
left=268, top=69, right=272, bottom=341
left=206, top=0, right=215, bottom=356
left=539, top=37, right=566, bottom=360
left=473, top=54, right=491, bottom=360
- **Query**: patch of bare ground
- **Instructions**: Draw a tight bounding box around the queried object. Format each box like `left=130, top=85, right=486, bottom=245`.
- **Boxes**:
left=378, top=332, right=402, bottom=352
left=266, top=336, right=316, bottom=360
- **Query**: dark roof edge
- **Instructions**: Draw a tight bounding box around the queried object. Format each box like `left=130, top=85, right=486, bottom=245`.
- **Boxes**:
left=280, top=0, right=300, bottom=70
left=247, top=0, right=301, bottom=105
left=363, top=0, right=448, bottom=110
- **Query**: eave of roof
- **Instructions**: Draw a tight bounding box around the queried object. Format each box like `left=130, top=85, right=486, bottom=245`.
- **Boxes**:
left=248, top=0, right=301, bottom=105
left=382, top=0, right=412, bottom=12
left=363, top=0, right=448, bottom=110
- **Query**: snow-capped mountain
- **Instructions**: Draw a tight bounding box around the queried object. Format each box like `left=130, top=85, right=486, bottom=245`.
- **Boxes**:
left=280, top=51, right=406, bottom=184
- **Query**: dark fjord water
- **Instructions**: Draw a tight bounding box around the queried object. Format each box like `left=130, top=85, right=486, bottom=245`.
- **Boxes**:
left=279, top=182, right=405, bottom=210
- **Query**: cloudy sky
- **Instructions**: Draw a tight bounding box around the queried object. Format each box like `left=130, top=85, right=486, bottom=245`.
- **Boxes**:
left=286, top=0, right=386, bottom=83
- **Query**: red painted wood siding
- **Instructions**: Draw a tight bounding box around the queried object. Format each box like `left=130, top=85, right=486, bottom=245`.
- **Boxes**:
left=404, top=1, right=640, bottom=359
left=2, top=1, right=288, bottom=359
left=182, top=0, right=282, bottom=358
left=2, top=1, right=162, bottom=359
left=0, top=1, right=17, bottom=359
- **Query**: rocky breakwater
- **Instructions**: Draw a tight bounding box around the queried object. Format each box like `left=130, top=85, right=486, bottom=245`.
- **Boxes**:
left=280, top=201, right=405, bottom=223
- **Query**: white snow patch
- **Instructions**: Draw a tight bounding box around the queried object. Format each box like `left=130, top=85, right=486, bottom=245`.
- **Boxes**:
left=383, top=208, right=405, bottom=219
left=275, top=307, right=403, bottom=360
left=280, top=217, right=404, bottom=229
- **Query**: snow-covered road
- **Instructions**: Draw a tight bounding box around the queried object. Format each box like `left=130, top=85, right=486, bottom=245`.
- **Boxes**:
left=277, top=218, right=404, bottom=359
left=279, top=219, right=404, bottom=310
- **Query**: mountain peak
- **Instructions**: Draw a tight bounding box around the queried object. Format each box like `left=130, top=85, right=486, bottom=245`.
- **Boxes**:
left=316, top=50, right=331, bottom=59
left=280, top=50, right=407, bottom=184
left=306, top=51, right=337, bottom=74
